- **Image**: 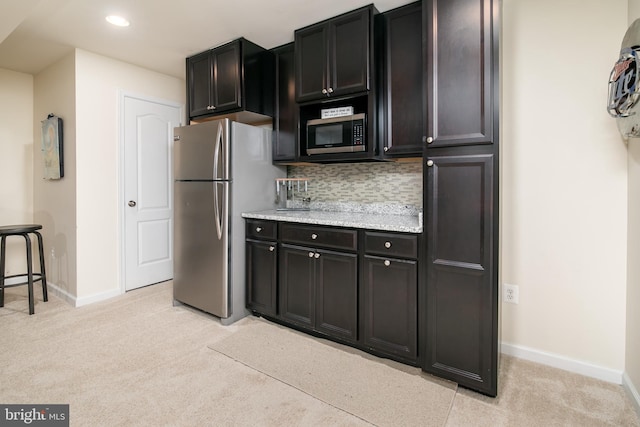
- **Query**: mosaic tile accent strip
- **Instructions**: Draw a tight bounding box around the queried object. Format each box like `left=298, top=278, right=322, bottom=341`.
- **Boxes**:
left=288, top=162, right=423, bottom=209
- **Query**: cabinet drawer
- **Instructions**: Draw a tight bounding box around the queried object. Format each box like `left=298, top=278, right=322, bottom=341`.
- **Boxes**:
left=364, top=231, right=418, bottom=259
left=280, top=223, right=357, bottom=252
left=246, top=220, right=277, bottom=240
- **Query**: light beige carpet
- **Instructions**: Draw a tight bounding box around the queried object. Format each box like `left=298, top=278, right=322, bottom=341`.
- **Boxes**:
left=2, top=282, right=639, bottom=426
left=209, top=316, right=457, bottom=427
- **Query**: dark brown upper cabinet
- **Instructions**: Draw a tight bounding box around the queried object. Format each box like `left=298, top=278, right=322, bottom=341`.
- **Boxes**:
left=377, top=1, right=424, bottom=158
left=187, top=38, right=274, bottom=122
left=295, top=5, right=376, bottom=103
left=423, top=0, right=496, bottom=148
left=271, top=43, right=298, bottom=163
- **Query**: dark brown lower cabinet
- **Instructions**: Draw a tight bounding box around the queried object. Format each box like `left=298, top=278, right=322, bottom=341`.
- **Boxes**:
left=279, top=243, right=358, bottom=343
left=315, top=249, right=358, bottom=341
left=279, top=244, right=315, bottom=328
left=246, top=239, right=278, bottom=317
left=423, top=151, right=498, bottom=396
left=362, top=255, right=417, bottom=361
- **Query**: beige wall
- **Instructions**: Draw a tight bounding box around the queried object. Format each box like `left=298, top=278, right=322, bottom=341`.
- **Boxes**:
left=501, top=0, right=628, bottom=372
left=628, top=140, right=640, bottom=403
left=73, top=49, right=184, bottom=301
left=31, top=49, right=184, bottom=303
left=34, top=52, right=77, bottom=297
left=627, top=0, right=640, bottom=408
left=0, top=68, right=33, bottom=275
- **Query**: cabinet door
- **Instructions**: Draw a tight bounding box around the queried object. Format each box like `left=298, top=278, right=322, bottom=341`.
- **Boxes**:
left=279, top=244, right=315, bottom=328
left=212, top=41, right=242, bottom=112
left=246, top=239, right=278, bottom=316
left=362, top=256, right=417, bottom=361
left=295, top=24, right=328, bottom=102
left=187, top=51, right=212, bottom=118
left=315, top=249, right=358, bottom=342
left=272, top=43, right=298, bottom=162
left=423, top=0, right=496, bottom=147
left=380, top=2, right=423, bottom=157
left=423, top=152, right=497, bottom=396
left=328, top=7, right=371, bottom=98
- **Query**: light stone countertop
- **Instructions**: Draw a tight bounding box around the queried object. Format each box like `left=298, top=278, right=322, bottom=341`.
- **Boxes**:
left=241, top=209, right=423, bottom=234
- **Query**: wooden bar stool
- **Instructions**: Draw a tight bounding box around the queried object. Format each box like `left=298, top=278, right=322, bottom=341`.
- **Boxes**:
left=0, top=225, right=48, bottom=314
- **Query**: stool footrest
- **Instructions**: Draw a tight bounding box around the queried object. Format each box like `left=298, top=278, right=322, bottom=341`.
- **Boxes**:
left=2, top=273, right=44, bottom=288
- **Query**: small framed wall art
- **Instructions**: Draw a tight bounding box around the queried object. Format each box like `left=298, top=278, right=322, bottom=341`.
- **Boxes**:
left=41, top=114, right=64, bottom=179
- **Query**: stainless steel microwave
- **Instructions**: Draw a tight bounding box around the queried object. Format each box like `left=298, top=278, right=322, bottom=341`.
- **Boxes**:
left=306, top=113, right=366, bottom=155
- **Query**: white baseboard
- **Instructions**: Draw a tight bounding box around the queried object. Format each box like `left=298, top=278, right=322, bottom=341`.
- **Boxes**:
left=74, top=288, right=122, bottom=307
left=45, top=281, right=122, bottom=307
left=3, top=276, right=34, bottom=286
left=623, top=371, right=640, bottom=415
left=500, top=342, right=623, bottom=384
left=46, top=281, right=76, bottom=305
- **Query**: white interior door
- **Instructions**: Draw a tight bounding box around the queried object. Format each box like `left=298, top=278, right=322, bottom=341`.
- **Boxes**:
left=123, top=95, right=182, bottom=291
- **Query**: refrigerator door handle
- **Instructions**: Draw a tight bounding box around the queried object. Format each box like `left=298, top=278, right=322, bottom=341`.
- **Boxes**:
left=214, top=182, right=224, bottom=240
left=213, top=121, right=223, bottom=180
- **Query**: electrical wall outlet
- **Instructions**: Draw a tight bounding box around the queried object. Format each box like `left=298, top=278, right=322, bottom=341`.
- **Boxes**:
left=503, top=283, right=519, bottom=304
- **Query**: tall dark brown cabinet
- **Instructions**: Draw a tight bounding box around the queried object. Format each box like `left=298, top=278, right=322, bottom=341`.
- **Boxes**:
left=421, top=0, right=500, bottom=396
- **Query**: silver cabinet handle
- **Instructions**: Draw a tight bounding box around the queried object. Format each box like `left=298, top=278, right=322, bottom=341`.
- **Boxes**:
left=383, top=146, right=389, bottom=152
left=384, top=260, right=391, bottom=267
left=384, top=241, right=392, bottom=248
left=269, top=246, right=275, bottom=252
left=314, top=253, right=320, bottom=259
left=256, top=227, right=262, bottom=233
left=128, top=200, right=136, bottom=207
left=311, top=233, right=318, bottom=240
left=322, top=89, right=327, bottom=94
left=427, top=160, right=434, bottom=167
left=327, top=87, right=333, bottom=94
left=426, top=136, right=434, bottom=144
left=309, top=252, right=314, bottom=258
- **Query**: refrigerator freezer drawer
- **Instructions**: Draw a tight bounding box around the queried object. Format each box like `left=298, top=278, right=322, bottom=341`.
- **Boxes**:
left=173, top=180, right=230, bottom=317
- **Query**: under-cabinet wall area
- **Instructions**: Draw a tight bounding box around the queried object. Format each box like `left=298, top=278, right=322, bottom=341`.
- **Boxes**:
left=287, top=162, right=422, bottom=209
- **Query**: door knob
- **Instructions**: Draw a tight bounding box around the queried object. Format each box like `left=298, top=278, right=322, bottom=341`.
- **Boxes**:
left=128, top=200, right=136, bottom=207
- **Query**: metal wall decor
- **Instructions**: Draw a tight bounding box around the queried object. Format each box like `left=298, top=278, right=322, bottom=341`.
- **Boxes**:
left=41, top=114, right=64, bottom=179
left=608, top=19, right=640, bottom=138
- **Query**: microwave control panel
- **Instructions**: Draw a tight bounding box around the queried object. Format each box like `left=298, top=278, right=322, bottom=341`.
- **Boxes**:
left=353, top=122, right=365, bottom=146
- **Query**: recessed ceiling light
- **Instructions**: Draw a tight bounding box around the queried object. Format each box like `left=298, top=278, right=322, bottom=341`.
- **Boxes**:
left=106, top=15, right=130, bottom=27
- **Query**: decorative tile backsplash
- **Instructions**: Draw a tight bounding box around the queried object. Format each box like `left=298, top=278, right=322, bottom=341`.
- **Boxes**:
left=287, top=162, right=423, bottom=209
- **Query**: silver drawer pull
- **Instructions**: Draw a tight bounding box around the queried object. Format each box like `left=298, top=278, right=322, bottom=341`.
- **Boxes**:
left=309, top=252, right=314, bottom=258
left=314, top=253, right=320, bottom=259
left=269, top=246, right=275, bottom=252
left=384, top=241, right=392, bottom=249
left=256, top=227, right=262, bottom=233
left=311, top=233, right=318, bottom=240
left=384, top=260, right=391, bottom=267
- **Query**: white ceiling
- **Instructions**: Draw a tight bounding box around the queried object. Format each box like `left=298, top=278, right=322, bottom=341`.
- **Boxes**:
left=0, top=0, right=413, bottom=79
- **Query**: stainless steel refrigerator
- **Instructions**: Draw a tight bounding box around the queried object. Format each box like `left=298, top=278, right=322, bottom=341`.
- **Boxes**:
left=173, top=119, right=285, bottom=325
